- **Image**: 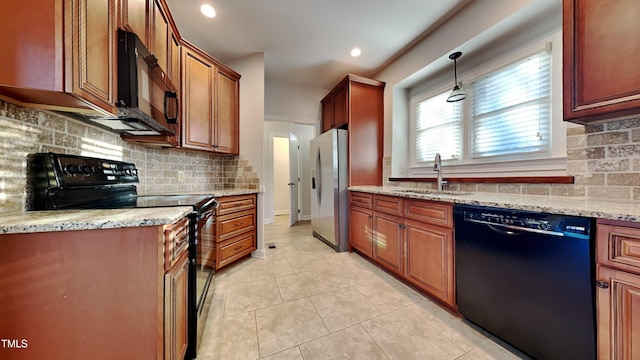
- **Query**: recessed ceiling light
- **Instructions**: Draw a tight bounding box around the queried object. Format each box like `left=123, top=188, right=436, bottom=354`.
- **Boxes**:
left=350, top=48, right=361, bottom=57
left=200, top=4, right=216, bottom=18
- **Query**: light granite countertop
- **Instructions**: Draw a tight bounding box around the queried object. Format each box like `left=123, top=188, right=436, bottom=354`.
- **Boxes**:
left=0, top=207, right=194, bottom=235
left=349, top=186, right=640, bottom=222
left=0, top=189, right=259, bottom=235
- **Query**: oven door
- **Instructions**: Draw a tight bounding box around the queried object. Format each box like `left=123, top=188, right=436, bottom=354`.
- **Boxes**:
left=190, top=208, right=215, bottom=357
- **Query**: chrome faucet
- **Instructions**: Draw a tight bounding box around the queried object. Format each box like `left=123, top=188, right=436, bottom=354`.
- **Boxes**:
left=434, top=153, right=447, bottom=192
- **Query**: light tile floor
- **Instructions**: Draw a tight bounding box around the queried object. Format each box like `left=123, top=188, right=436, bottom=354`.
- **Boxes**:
left=197, top=216, right=528, bottom=360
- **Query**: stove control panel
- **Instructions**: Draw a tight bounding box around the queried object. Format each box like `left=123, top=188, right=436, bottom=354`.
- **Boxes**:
left=29, top=153, right=139, bottom=188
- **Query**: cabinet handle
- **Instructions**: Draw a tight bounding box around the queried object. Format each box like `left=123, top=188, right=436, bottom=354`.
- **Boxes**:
left=164, top=90, right=178, bottom=124
left=232, top=244, right=244, bottom=251
left=596, top=280, right=609, bottom=289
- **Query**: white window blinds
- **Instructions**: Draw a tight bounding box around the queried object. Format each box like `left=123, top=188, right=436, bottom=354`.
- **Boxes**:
left=415, top=91, right=462, bottom=162
left=469, top=47, right=552, bottom=158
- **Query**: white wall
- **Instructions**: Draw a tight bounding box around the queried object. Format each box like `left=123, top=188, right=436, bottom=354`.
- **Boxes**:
left=265, top=78, right=329, bottom=127
left=372, top=0, right=560, bottom=177
left=227, top=53, right=266, bottom=258
left=273, top=137, right=290, bottom=214
left=263, top=121, right=316, bottom=223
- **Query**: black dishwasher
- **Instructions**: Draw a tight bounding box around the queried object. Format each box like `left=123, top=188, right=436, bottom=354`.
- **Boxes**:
left=454, top=205, right=596, bottom=360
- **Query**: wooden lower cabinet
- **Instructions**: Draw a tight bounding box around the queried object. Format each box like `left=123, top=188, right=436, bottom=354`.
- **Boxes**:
left=349, top=206, right=373, bottom=257
left=164, top=253, right=189, bottom=360
left=596, top=220, right=640, bottom=360
left=218, top=232, right=257, bottom=269
left=348, top=192, right=455, bottom=308
left=213, top=194, right=257, bottom=270
left=596, top=266, right=640, bottom=360
left=372, top=212, right=404, bottom=275
left=404, top=219, right=454, bottom=305
left=0, top=222, right=189, bottom=360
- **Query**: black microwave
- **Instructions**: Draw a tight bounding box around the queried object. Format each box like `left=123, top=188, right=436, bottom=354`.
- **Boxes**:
left=64, top=30, right=179, bottom=142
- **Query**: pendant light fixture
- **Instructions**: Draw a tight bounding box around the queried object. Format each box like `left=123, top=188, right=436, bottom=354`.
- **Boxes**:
left=446, top=51, right=467, bottom=102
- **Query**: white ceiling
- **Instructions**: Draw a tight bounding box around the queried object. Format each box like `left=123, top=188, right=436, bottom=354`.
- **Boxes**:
left=165, top=0, right=471, bottom=89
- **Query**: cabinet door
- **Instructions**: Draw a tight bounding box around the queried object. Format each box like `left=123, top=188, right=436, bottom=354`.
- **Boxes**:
left=349, top=206, right=373, bottom=257
left=164, top=254, right=189, bottom=360
left=151, top=0, right=169, bottom=73
left=215, top=69, right=240, bottom=154
left=348, top=80, right=384, bottom=186
left=404, top=220, right=454, bottom=306
left=168, top=30, right=181, bottom=88
left=71, top=0, right=118, bottom=114
left=333, top=85, right=348, bottom=129
left=597, top=266, right=640, bottom=360
left=563, top=0, right=640, bottom=123
left=372, top=212, right=403, bottom=275
left=118, top=0, right=148, bottom=47
left=181, top=46, right=214, bottom=150
left=321, top=96, right=334, bottom=133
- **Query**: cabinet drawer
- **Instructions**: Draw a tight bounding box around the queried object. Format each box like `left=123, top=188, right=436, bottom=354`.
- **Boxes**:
left=597, top=223, right=640, bottom=275
left=373, top=195, right=403, bottom=216
left=218, top=209, right=256, bottom=241
left=349, top=192, right=372, bottom=209
left=218, top=232, right=256, bottom=269
left=404, top=200, right=453, bottom=228
left=164, top=217, right=190, bottom=271
left=216, top=194, right=257, bottom=216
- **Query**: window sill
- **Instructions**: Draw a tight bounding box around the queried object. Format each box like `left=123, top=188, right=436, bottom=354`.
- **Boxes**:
left=389, top=176, right=574, bottom=184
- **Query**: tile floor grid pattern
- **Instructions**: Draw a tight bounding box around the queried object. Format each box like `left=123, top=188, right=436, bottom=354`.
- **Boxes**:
left=197, top=215, right=529, bottom=360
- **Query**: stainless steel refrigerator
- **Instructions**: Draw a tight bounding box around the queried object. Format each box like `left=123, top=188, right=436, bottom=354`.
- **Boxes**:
left=310, top=128, right=348, bottom=252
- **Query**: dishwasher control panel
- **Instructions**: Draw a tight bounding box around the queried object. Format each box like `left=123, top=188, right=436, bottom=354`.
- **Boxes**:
left=462, top=207, right=591, bottom=238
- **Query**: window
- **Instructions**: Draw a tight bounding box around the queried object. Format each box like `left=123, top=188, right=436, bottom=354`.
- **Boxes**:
left=415, top=92, right=461, bottom=162
left=409, top=38, right=564, bottom=176
left=470, top=48, right=551, bottom=159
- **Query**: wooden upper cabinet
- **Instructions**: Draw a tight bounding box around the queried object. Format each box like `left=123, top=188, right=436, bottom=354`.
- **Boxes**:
left=118, top=0, right=149, bottom=47
left=333, top=86, right=348, bottom=129
left=0, top=0, right=117, bottom=115
left=71, top=0, right=118, bottom=114
left=215, top=68, right=240, bottom=154
left=169, top=30, right=181, bottom=88
left=181, top=43, right=215, bottom=151
left=321, top=97, right=335, bottom=133
left=151, top=0, right=169, bottom=76
left=321, top=81, right=349, bottom=132
left=180, top=41, right=240, bottom=154
left=563, top=0, right=640, bottom=124
left=321, top=74, right=385, bottom=186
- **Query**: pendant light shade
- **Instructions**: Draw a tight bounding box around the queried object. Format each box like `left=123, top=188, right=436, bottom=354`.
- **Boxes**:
left=447, top=51, right=467, bottom=102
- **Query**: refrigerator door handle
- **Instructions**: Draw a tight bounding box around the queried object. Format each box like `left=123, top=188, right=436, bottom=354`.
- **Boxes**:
left=315, top=148, right=322, bottom=205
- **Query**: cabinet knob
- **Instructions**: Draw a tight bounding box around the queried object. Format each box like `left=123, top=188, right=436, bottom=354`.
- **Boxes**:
left=596, top=280, right=609, bottom=289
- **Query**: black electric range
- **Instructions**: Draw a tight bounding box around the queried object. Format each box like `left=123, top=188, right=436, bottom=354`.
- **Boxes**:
left=27, top=152, right=216, bottom=360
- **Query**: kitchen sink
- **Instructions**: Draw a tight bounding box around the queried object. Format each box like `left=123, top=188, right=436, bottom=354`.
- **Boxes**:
left=391, top=189, right=473, bottom=196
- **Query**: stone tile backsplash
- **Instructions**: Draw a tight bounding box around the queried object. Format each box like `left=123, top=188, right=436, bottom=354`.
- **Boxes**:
left=386, top=117, right=640, bottom=200
left=0, top=100, right=259, bottom=214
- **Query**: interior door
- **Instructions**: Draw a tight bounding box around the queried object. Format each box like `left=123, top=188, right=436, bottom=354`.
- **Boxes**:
left=289, top=134, right=299, bottom=226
